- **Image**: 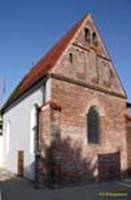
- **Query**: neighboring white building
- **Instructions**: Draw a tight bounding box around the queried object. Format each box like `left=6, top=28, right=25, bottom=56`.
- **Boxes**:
left=1, top=79, right=50, bottom=180
left=1, top=75, right=52, bottom=180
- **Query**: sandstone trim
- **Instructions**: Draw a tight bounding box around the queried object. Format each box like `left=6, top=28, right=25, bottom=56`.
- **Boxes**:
left=40, top=101, right=62, bottom=112
left=49, top=73, right=126, bottom=99
left=73, top=43, right=112, bottom=62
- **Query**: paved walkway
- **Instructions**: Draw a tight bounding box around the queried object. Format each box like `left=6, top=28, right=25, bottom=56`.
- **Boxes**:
left=0, top=168, right=131, bottom=200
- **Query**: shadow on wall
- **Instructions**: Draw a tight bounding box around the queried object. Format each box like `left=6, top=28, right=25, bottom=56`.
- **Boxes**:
left=0, top=132, right=126, bottom=191
left=36, top=134, right=97, bottom=188
left=24, top=161, right=35, bottom=181
left=36, top=131, right=123, bottom=189
left=0, top=142, right=128, bottom=198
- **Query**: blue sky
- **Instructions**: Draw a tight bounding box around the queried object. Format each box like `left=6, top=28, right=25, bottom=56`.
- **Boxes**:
left=0, top=0, right=131, bottom=105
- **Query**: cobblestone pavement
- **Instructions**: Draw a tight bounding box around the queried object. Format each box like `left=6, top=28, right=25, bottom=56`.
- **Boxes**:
left=0, top=168, right=131, bottom=200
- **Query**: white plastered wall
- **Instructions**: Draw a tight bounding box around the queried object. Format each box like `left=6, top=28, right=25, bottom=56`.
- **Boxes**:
left=2, top=80, right=47, bottom=180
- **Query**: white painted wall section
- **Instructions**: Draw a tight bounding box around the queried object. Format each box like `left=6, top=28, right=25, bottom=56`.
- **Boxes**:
left=3, top=81, right=45, bottom=180
left=0, top=136, right=4, bottom=167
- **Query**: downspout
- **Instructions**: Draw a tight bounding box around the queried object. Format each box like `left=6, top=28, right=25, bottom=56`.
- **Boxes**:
left=34, top=79, right=47, bottom=188
left=34, top=77, right=50, bottom=188
left=34, top=103, right=41, bottom=188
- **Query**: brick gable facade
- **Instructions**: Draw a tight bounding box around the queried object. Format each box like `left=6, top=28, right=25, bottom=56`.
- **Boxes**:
left=36, top=15, right=128, bottom=187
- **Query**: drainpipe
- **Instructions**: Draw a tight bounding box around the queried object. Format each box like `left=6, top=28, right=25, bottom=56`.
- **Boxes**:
left=34, top=103, right=41, bottom=188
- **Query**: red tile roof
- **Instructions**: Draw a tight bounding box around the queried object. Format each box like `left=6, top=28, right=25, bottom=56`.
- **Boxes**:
left=4, top=15, right=87, bottom=110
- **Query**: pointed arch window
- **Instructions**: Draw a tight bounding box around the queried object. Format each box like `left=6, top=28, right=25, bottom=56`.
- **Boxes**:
left=87, top=106, right=101, bottom=144
left=85, top=28, right=91, bottom=42
left=69, top=53, right=73, bottom=63
left=92, top=32, right=98, bottom=46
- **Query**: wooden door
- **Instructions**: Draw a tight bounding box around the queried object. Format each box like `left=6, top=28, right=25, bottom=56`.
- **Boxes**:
left=98, top=152, right=120, bottom=181
left=17, top=150, right=24, bottom=177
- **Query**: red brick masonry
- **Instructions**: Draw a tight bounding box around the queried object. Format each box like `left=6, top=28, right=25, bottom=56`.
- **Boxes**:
left=36, top=15, right=128, bottom=187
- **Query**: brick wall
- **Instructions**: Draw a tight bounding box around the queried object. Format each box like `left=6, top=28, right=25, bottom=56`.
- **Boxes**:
left=37, top=16, right=128, bottom=187
left=49, top=78, right=127, bottom=185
